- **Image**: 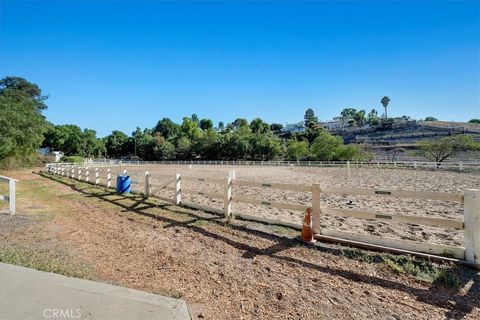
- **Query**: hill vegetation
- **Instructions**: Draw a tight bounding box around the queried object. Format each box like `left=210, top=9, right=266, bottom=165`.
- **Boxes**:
left=1, top=76, right=478, bottom=167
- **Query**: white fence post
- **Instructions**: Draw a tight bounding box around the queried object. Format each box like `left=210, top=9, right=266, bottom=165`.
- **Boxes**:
left=414, top=161, right=417, bottom=170
left=347, top=161, right=351, bottom=179
left=107, top=169, right=112, bottom=188
left=224, top=176, right=233, bottom=221
left=9, top=179, right=16, bottom=215
left=71, top=166, right=75, bottom=179
left=85, top=167, right=90, bottom=183
left=144, top=171, right=151, bottom=196
left=95, top=168, right=99, bottom=185
left=78, top=167, right=82, bottom=181
left=459, top=161, right=463, bottom=172
left=464, top=189, right=480, bottom=264
left=311, top=183, right=321, bottom=234
left=174, top=174, right=182, bottom=205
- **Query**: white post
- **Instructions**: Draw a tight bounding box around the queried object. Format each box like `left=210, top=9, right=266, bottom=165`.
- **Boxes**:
left=95, top=168, right=99, bottom=185
left=311, top=183, right=321, bottom=234
left=85, top=167, right=90, bottom=183
left=413, top=161, right=417, bottom=170
left=107, top=169, right=112, bottom=188
left=464, top=189, right=480, bottom=264
left=224, top=176, right=232, bottom=220
left=174, top=173, right=181, bottom=205
left=71, top=166, right=75, bottom=179
left=459, top=161, right=463, bottom=172
left=347, top=161, right=351, bottom=179
left=144, top=171, right=151, bottom=197
left=8, top=179, right=16, bottom=215
left=229, top=169, right=236, bottom=180
left=78, top=167, right=82, bottom=181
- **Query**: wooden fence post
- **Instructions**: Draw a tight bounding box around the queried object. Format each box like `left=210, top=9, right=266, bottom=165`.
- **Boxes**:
left=107, top=169, right=112, bottom=188
left=85, top=167, right=90, bottom=183
left=459, top=161, right=463, bottom=172
left=71, top=166, right=75, bottom=179
left=174, top=173, right=182, bottom=205
left=465, top=189, right=480, bottom=264
left=9, top=178, right=16, bottom=215
left=413, top=161, right=417, bottom=170
left=347, top=161, right=351, bottom=179
left=95, top=168, right=99, bottom=185
left=224, top=176, right=233, bottom=221
left=144, top=171, right=152, bottom=196
left=78, top=167, right=82, bottom=181
left=312, top=183, right=321, bottom=234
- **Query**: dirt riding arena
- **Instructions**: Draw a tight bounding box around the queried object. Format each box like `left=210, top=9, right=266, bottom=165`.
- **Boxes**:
left=86, top=165, right=480, bottom=248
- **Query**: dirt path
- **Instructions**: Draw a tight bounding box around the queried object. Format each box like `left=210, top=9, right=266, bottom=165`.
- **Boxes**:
left=1, top=170, right=479, bottom=319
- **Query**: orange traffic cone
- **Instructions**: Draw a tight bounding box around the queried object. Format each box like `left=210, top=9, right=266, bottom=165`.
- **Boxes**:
left=301, top=208, right=316, bottom=244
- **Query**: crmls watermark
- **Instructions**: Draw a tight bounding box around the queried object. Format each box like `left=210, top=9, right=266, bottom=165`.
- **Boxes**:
left=43, top=308, right=82, bottom=319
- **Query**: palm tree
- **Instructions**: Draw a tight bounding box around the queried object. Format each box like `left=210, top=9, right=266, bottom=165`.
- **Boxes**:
left=381, top=96, right=390, bottom=119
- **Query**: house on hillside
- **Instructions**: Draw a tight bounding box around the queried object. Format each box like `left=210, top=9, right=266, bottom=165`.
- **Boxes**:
left=38, top=147, right=64, bottom=162
left=320, top=117, right=349, bottom=131
left=280, top=121, right=306, bottom=134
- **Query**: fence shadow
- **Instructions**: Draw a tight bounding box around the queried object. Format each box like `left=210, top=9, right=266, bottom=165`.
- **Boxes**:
left=42, top=172, right=479, bottom=319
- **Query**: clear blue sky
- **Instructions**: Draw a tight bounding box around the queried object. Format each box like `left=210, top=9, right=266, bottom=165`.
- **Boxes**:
left=1, top=1, right=479, bottom=137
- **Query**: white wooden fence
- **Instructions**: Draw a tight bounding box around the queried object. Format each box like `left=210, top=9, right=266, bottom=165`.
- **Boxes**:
left=0, top=175, right=17, bottom=215
left=46, top=163, right=480, bottom=266
left=78, top=159, right=480, bottom=172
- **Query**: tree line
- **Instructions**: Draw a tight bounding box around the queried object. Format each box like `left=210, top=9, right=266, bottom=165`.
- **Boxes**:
left=1, top=76, right=478, bottom=167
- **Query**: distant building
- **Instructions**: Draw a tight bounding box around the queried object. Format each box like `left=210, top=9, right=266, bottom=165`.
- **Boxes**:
left=38, top=147, right=64, bottom=162
left=280, top=121, right=305, bottom=134
left=320, top=117, right=350, bottom=131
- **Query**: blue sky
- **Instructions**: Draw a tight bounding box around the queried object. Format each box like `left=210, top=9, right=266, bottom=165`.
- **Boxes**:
left=1, top=1, right=479, bottom=137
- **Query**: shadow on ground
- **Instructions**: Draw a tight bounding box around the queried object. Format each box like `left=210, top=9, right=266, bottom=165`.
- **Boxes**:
left=42, top=172, right=479, bottom=319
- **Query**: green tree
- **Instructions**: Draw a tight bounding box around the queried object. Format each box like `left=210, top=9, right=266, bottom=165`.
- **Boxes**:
left=340, top=108, right=357, bottom=124
left=304, top=108, right=318, bottom=127
left=468, top=119, right=480, bottom=124
left=270, top=123, right=283, bottom=131
left=233, top=118, right=248, bottom=130
left=381, top=96, right=391, bottom=119
left=176, top=136, right=192, bottom=159
left=105, top=130, right=129, bottom=158
left=310, top=131, right=342, bottom=160
left=354, top=110, right=366, bottom=126
left=154, top=140, right=176, bottom=160
left=368, top=109, right=379, bottom=125
left=424, top=117, right=438, bottom=121
left=0, top=76, right=48, bottom=111
left=286, top=140, right=309, bottom=162
left=250, top=118, right=270, bottom=134
left=416, top=135, right=480, bottom=163
left=153, top=118, right=179, bottom=139
left=218, top=121, right=225, bottom=130
left=200, top=118, right=213, bottom=131
left=0, top=87, right=48, bottom=164
left=191, top=113, right=199, bottom=124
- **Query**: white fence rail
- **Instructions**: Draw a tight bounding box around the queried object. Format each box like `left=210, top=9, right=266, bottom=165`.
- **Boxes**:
left=73, top=159, right=480, bottom=172
left=46, top=163, right=480, bottom=266
left=0, top=175, right=17, bottom=215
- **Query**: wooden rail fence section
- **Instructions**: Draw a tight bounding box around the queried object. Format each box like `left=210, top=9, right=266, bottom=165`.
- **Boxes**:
left=46, top=163, right=480, bottom=266
left=0, top=175, right=17, bottom=215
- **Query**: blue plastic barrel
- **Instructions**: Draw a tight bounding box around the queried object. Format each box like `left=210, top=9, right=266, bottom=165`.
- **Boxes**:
left=116, top=175, right=131, bottom=193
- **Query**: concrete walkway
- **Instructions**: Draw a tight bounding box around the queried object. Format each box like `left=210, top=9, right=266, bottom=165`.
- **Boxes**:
left=0, top=263, right=191, bottom=320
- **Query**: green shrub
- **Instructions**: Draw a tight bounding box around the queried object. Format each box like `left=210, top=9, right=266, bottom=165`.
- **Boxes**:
left=61, top=156, right=84, bottom=163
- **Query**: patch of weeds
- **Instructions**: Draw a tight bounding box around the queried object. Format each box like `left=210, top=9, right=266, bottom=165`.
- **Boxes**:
left=192, top=219, right=211, bottom=227
left=271, top=225, right=297, bottom=237
left=0, top=246, right=92, bottom=279
left=152, top=288, right=183, bottom=299
left=433, top=266, right=461, bottom=289
left=341, top=248, right=376, bottom=263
